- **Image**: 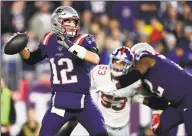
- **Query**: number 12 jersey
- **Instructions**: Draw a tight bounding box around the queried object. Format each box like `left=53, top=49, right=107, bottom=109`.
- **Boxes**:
left=38, top=32, right=98, bottom=94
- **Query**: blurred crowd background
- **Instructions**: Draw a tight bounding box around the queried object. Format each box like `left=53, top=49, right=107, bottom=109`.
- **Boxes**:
left=1, top=1, right=192, bottom=136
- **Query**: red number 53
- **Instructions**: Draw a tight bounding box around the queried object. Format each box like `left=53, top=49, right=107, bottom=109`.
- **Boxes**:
left=100, top=92, right=127, bottom=111
left=98, top=65, right=108, bottom=75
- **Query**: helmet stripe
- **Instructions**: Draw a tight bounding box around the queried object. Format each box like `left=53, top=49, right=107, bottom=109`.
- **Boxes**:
left=120, top=47, right=126, bottom=55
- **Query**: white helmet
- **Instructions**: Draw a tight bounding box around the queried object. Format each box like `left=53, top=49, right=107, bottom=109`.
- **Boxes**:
left=109, top=46, right=134, bottom=77
left=131, top=42, right=155, bottom=55
left=51, top=6, right=80, bottom=37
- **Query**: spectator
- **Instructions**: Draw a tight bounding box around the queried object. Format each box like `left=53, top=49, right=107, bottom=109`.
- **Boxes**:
left=137, top=1, right=160, bottom=24
left=162, top=3, right=178, bottom=33
left=29, top=1, right=53, bottom=41
left=27, top=70, right=51, bottom=124
left=80, top=10, right=93, bottom=34
left=1, top=1, right=29, bottom=34
left=149, top=18, right=163, bottom=44
left=90, top=1, right=107, bottom=17
left=109, top=1, right=138, bottom=31
left=1, top=77, right=16, bottom=136
left=17, top=108, right=40, bottom=136
left=124, top=39, right=134, bottom=49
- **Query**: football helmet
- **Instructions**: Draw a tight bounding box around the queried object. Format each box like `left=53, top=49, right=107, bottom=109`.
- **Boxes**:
left=109, top=46, right=134, bottom=77
left=131, top=42, right=155, bottom=55
left=51, top=6, right=80, bottom=37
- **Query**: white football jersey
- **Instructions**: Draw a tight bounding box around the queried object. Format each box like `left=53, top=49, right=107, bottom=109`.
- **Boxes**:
left=91, top=65, right=143, bottom=128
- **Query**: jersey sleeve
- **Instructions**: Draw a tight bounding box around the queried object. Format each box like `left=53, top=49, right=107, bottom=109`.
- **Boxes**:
left=91, top=65, right=117, bottom=93
left=22, top=32, right=53, bottom=65
left=22, top=47, right=46, bottom=65
left=38, top=32, right=54, bottom=57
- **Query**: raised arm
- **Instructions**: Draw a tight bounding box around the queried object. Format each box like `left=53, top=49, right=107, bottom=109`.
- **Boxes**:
left=19, top=47, right=46, bottom=65
left=82, top=47, right=100, bottom=65
left=143, top=96, right=169, bottom=110
left=57, top=34, right=100, bottom=65
left=19, top=32, right=53, bottom=65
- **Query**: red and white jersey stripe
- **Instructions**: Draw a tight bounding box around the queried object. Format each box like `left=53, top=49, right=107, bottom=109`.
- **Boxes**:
left=42, top=32, right=53, bottom=45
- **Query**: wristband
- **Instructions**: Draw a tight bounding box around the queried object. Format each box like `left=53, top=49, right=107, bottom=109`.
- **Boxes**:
left=68, top=44, right=87, bottom=59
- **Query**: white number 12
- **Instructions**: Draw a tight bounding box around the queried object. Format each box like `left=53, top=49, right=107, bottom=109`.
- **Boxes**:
left=50, top=58, right=78, bottom=84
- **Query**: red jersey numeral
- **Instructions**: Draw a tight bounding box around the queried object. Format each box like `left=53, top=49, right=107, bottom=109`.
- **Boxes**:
left=100, top=92, right=127, bottom=111
left=98, top=65, right=108, bottom=75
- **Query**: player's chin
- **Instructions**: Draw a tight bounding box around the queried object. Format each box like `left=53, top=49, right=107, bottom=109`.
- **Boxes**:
left=65, top=31, right=76, bottom=37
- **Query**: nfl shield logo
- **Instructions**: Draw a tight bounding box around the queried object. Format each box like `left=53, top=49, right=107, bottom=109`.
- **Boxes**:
left=58, top=46, right=63, bottom=51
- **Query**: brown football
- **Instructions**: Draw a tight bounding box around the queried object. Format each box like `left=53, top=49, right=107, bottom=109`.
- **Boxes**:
left=4, top=33, right=29, bottom=55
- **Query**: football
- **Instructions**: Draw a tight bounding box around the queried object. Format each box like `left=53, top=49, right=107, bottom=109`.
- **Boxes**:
left=4, top=33, right=29, bottom=55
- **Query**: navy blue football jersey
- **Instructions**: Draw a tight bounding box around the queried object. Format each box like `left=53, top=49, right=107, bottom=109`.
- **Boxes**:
left=38, top=32, right=98, bottom=94
left=135, top=51, right=192, bottom=104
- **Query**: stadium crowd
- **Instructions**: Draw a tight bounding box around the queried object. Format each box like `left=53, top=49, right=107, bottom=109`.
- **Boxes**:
left=1, top=1, right=192, bottom=136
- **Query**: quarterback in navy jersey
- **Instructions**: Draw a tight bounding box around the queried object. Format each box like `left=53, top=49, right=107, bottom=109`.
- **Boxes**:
left=118, top=42, right=192, bottom=135
left=18, top=6, right=108, bottom=136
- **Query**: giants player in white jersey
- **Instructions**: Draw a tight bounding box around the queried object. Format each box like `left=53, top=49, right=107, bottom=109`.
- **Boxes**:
left=91, top=46, right=169, bottom=136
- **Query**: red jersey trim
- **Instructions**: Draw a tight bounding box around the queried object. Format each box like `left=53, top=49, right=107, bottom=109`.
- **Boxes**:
left=42, top=32, right=53, bottom=45
left=73, top=34, right=88, bottom=45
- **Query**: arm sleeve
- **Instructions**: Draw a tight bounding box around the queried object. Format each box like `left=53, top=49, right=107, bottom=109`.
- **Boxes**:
left=143, top=96, right=169, bottom=110
left=22, top=32, right=50, bottom=65
left=118, top=69, right=142, bottom=88
left=22, top=47, right=46, bottom=65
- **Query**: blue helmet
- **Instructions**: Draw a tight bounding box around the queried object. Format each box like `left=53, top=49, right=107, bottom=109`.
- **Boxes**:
left=109, top=46, right=134, bottom=77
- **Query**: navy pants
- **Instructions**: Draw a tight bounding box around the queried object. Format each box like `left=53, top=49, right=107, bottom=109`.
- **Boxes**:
left=155, top=95, right=192, bottom=136
left=39, top=95, right=107, bottom=136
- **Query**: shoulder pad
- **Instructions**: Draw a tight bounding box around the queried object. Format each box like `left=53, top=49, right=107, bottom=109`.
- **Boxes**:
left=85, top=34, right=96, bottom=44
left=92, top=65, right=117, bottom=93
left=73, top=34, right=88, bottom=45
left=76, top=34, right=97, bottom=48
left=91, top=65, right=111, bottom=87
left=41, top=32, right=54, bottom=45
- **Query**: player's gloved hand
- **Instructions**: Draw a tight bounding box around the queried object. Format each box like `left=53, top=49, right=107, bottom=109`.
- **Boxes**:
left=151, top=113, right=160, bottom=133
left=57, top=34, right=73, bottom=49
left=57, top=33, right=87, bottom=60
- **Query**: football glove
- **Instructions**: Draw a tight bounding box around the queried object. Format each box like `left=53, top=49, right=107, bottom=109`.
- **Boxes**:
left=57, top=34, right=87, bottom=59
left=57, top=34, right=73, bottom=49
